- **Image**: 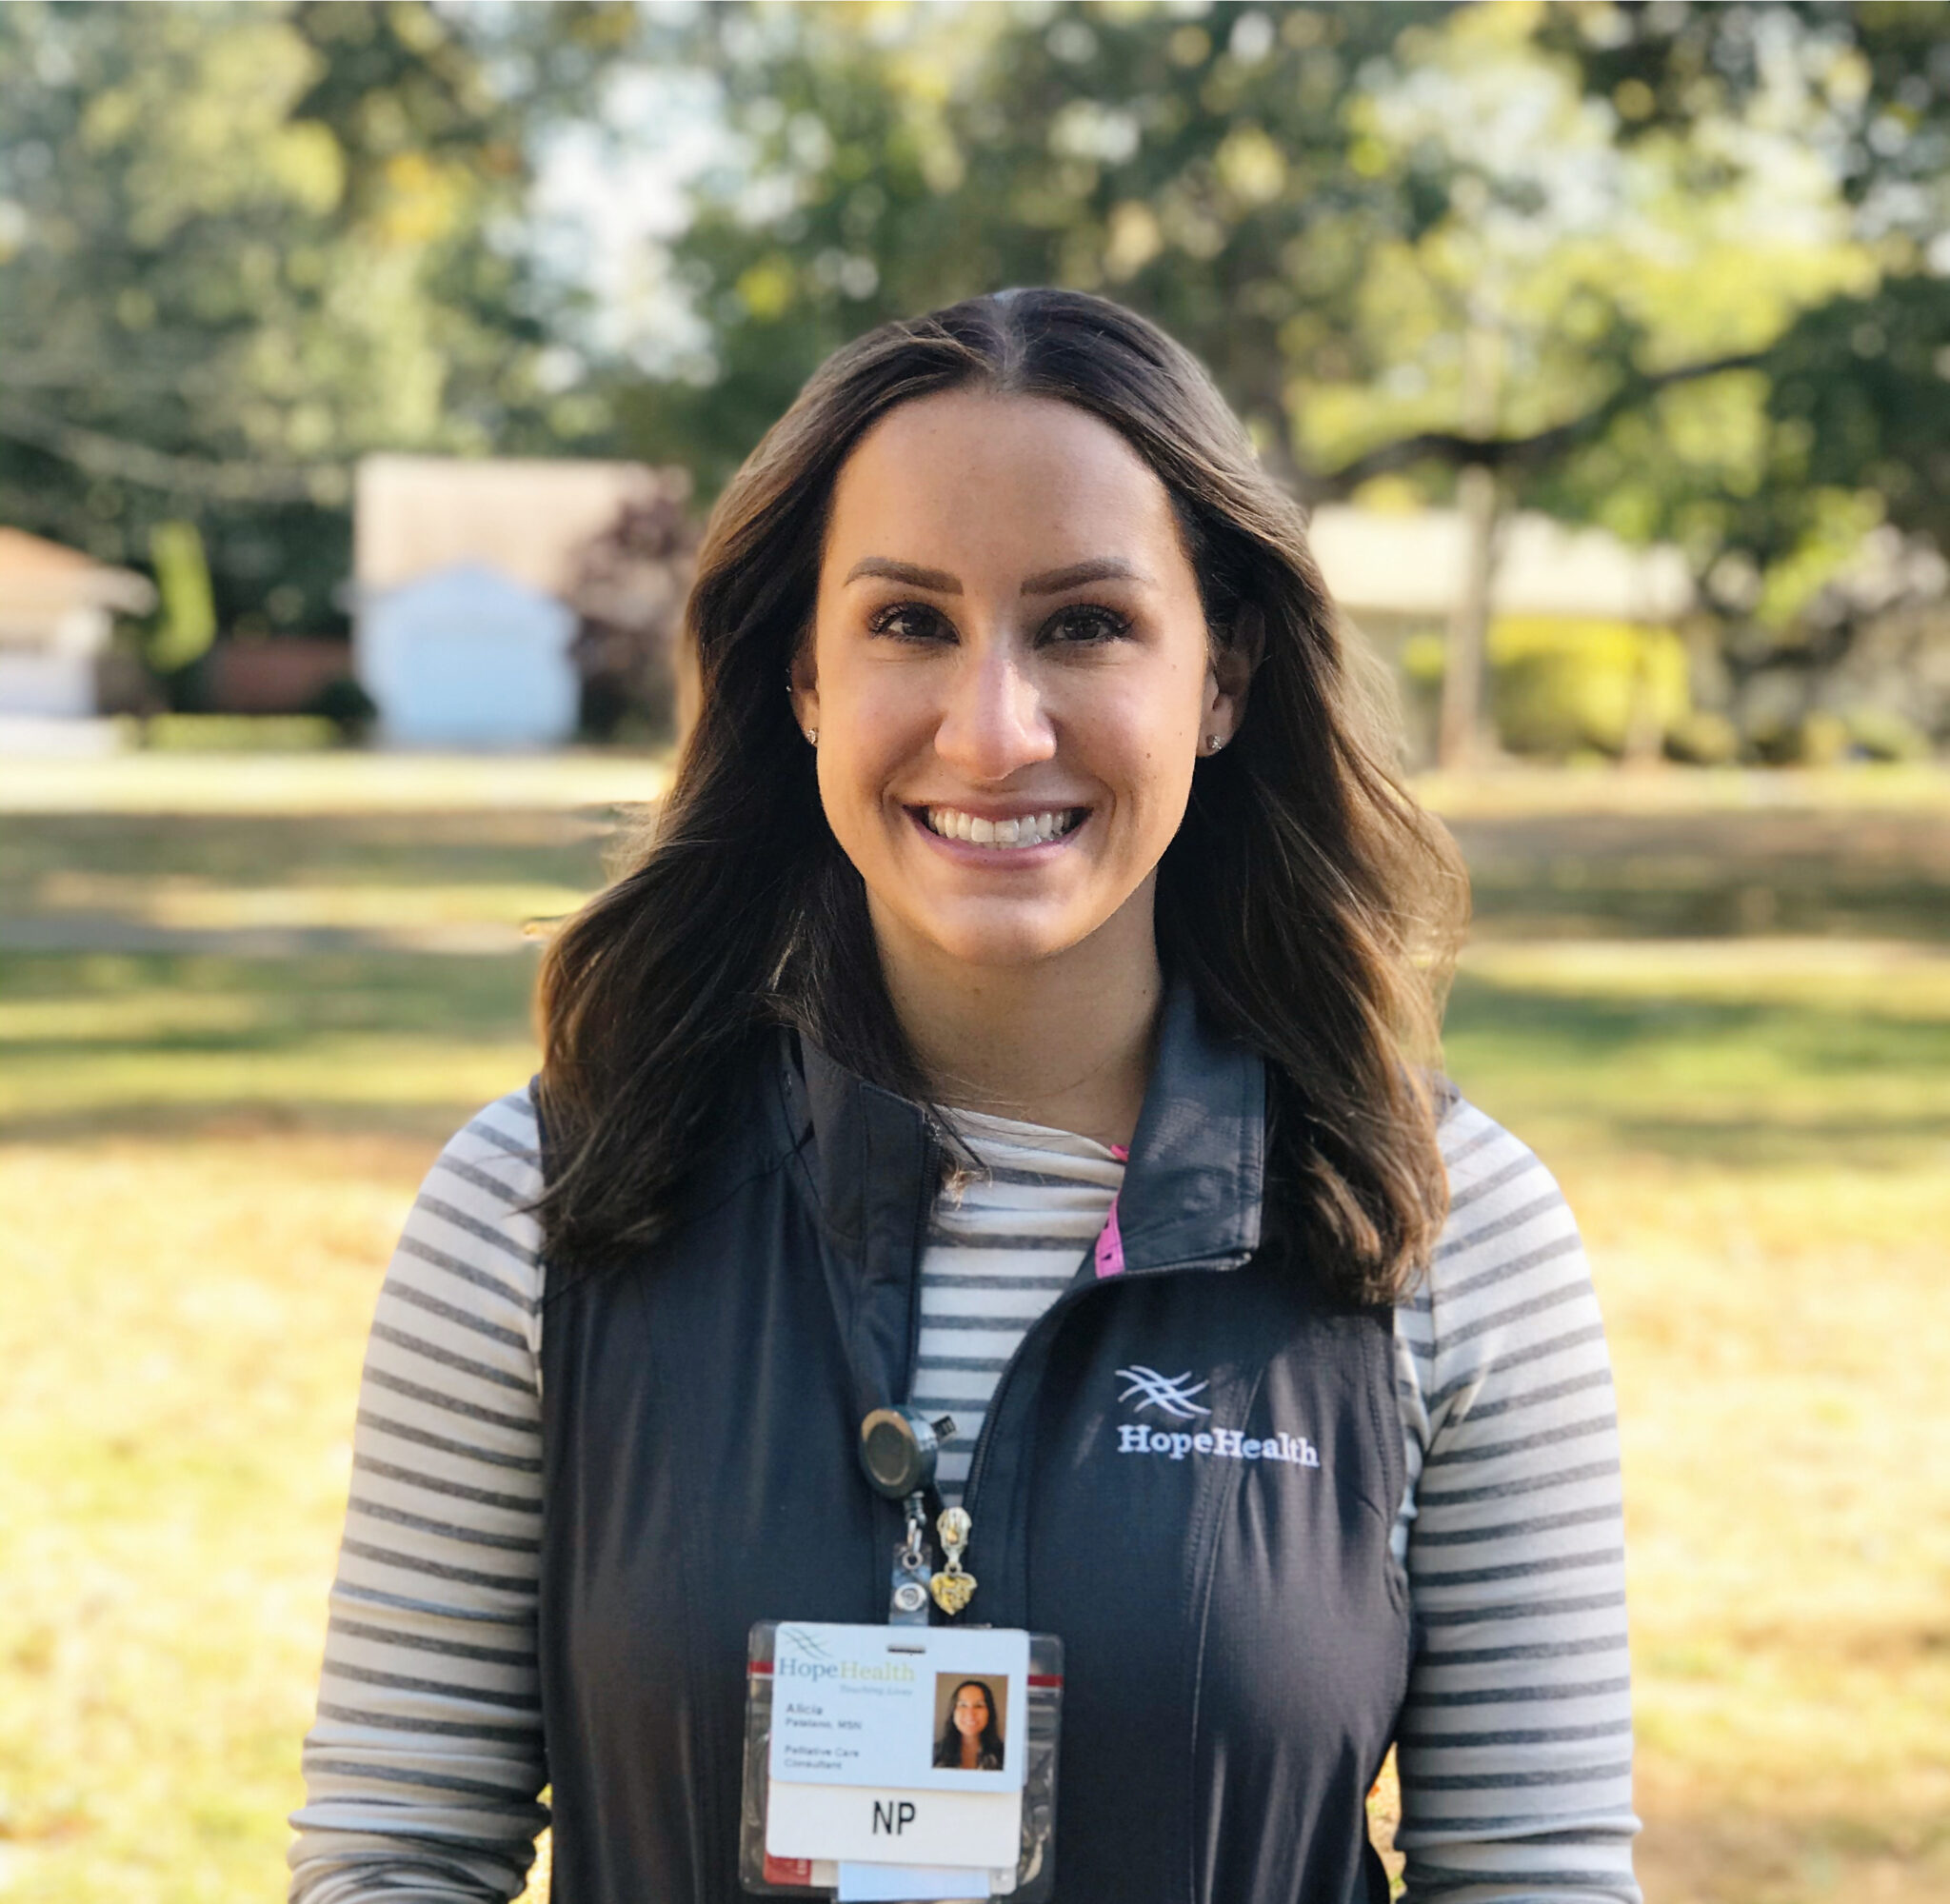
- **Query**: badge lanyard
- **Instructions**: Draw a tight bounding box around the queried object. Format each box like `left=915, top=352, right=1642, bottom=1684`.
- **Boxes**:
left=737, top=1405, right=1065, bottom=1901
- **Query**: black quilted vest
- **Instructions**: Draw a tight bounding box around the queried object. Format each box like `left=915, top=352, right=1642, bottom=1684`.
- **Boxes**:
left=536, top=987, right=1411, bottom=1903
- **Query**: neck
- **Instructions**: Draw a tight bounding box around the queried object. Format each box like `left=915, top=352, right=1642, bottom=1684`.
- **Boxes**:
left=872, top=883, right=1162, bottom=1151
left=961, top=1737, right=981, bottom=1767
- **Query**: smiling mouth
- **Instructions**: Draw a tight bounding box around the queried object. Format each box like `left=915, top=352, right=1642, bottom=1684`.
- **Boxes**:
left=917, top=805, right=1086, bottom=849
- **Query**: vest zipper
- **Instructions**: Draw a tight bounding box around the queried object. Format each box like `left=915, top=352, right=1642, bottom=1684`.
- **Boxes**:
left=902, top=1122, right=941, bottom=1401
left=957, top=1250, right=1248, bottom=1552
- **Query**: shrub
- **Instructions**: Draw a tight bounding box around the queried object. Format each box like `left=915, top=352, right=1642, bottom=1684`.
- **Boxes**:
left=1489, top=618, right=1691, bottom=757
left=141, top=714, right=340, bottom=752
left=305, top=675, right=379, bottom=744
left=1664, top=710, right=1740, bottom=765
left=1401, top=620, right=1693, bottom=757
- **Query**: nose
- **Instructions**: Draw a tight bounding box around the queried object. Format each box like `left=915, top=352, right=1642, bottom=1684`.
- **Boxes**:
left=932, top=637, right=1054, bottom=783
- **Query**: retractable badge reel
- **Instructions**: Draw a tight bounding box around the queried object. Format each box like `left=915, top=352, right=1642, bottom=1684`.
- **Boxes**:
left=859, top=1407, right=965, bottom=1622
left=737, top=1409, right=1065, bottom=1902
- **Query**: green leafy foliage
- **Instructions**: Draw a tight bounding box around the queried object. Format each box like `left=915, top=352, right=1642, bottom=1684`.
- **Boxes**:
left=0, top=0, right=635, bottom=629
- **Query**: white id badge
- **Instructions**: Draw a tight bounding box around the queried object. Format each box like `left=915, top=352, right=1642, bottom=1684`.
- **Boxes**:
left=740, top=1620, right=1064, bottom=1901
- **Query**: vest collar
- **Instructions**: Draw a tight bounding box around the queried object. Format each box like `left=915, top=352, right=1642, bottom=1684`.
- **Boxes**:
left=782, top=978, right=1265, bottom=1276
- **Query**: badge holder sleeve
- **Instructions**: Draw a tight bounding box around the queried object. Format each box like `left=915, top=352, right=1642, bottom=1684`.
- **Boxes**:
left=739, top=1620, right=1064, bottom=1902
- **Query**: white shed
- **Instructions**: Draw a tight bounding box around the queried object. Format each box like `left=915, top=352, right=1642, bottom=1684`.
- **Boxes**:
left=356, top=564, right=579, bottom=749
left=0, top=528, right=156, bottom=718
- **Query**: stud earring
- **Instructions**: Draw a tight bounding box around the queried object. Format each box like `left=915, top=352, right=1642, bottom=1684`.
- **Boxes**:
left=1205, top=733, right=1224, bottom=753
left=805, top=727, right=819, bottom=746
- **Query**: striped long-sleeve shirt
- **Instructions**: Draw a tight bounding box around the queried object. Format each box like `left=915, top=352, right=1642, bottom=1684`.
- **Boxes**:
left=289, top=1089, right=1640, bottom=1902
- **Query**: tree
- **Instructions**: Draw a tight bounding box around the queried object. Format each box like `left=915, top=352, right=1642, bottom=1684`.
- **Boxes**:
left=1532, top=0, right=1950, bottom=576
left=0, top=0, right=636, bottom=631
left=613, top=0, right=1945, bottom=750
left=621, top=0, right=1458, bottom=491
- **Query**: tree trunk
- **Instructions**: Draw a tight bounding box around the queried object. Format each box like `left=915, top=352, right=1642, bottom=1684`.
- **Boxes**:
left=1439, top=460, right=1499, bottom=770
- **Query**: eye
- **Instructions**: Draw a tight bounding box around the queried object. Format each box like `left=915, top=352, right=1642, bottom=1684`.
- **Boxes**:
left=1039, top=604, right=1131, bottom=645
left=867, top=601, right=955, bottom=645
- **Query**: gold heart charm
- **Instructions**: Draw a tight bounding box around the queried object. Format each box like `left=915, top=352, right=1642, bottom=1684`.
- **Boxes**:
left=928, top=1568, right=977, bottom=1616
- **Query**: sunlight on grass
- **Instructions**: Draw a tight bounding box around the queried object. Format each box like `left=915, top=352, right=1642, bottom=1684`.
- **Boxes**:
left=1563, top=1159, right=1950, bottom=1903
left=1462, top=935, right=1950, bottom=1018
left=3, top=777, right=1947, bottom=1903
left=0, top=1136, right=429, bottom=1904
left=30, top=871, right=593, bottom=933
left=0, top=1032, right=542, bottom=1127
left=0, top=750, right=672, bottom=815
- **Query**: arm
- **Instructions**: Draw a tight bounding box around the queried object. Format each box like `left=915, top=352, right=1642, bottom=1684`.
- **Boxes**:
left=289, top=1091, right=549, bottom=1904
left=1392, top=1101, right=1642, bottom=1903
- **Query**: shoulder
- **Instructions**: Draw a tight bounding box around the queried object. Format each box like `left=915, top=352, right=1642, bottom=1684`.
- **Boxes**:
left=1431, top=1090, right=1581, bottom=1272
left=385, top=1087, right=546, bottom=1357
left=1412, top=1091, right=1598, bottom=1367
left=434, top=1085, right=544, bottom=1197
left=416, top=1088, right=545, bottom=1259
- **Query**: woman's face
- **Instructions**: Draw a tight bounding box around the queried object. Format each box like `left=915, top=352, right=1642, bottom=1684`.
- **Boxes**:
left=952, top=1684, right=990, bottom=1738
left=794, top=390, right=1244, bottom=975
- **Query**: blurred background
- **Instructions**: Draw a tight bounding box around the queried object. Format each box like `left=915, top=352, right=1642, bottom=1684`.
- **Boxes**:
left=1, top=3, right=1946, bottom=1900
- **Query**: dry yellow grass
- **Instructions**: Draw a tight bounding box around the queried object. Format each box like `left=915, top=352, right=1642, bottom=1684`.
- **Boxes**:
left=2, top=772, right=1945, bottom=1902
left=0, top=1134, right=430, bottom=1902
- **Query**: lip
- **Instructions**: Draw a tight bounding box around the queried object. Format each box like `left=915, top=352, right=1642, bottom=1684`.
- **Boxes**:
left=905, top=800, right=1087, bottom=822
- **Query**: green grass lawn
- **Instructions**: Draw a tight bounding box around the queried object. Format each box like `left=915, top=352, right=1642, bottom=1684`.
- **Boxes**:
left=1, top=764, right=1946, bottom=1903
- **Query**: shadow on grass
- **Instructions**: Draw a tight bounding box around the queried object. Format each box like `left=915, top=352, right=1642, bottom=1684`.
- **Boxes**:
left=0, top=810, right=618, bottom=894
left=0, top=950, right=539, bottom=1041
left=1444, top=972, right=1950, bottom=1167
left=0, top=952, right=542, bottom=1141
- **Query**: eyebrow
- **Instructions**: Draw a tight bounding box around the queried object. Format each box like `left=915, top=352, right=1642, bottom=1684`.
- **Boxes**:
left=1022, top=557, right=1150, bottom=595
left=841, top=555, right=1150, bottom=595
left=843, top=557, right=961, bottom=593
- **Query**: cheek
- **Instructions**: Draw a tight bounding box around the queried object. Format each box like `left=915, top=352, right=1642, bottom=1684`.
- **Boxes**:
left=813, top=679, right=917, bottom=821
left=1079, top=661, right=1205, bottom=790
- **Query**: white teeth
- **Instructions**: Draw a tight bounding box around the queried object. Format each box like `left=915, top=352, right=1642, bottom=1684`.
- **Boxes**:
left=925, top=806, right=1079, bottom=848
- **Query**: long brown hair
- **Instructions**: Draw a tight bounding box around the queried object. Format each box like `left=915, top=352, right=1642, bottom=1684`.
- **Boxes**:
left=536, top=289, right=1467, bottom=1304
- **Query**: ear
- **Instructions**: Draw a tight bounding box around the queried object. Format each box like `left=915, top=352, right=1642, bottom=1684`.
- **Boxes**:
left=787, top=633, right=821, bottom=742
left=1204, top=601, right=1263, bottom=744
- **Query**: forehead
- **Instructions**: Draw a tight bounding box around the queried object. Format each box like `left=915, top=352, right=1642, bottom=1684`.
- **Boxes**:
left=823, top=390, right=1183, bottom=577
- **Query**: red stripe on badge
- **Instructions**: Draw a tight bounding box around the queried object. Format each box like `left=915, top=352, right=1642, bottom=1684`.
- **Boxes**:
left=763, top=1854, right=814, bottom=1884
left=1028, top=1674, right=1063, bottom=1688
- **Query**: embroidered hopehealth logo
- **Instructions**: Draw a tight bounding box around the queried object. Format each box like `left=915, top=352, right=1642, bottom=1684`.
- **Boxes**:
left=1111, top=1367, right=1321, bottom=1469
left=1114, top=1365, right=1212, bottom=1418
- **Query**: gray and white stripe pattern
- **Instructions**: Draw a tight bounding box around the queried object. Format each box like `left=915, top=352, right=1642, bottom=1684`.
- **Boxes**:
left=290, top=1090, right=1640, bottom=1902
left=913, top=1109, right=1126, bottom=1501
left=1391, top=1099, right=1640, bottom=1899
left=289, top=1092, right=547, bottom=1904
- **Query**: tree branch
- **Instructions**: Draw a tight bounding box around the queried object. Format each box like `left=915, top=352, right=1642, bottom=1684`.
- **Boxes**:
left=1307, top=348, right=1766, bottom=496
left=0, top=397, right=348, bottom=506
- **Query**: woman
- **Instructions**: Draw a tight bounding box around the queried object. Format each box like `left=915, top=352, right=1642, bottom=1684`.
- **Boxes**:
left=933, top=1679, right=1005, bottom=1773
left=290, top=289, right=1639, bottom=1904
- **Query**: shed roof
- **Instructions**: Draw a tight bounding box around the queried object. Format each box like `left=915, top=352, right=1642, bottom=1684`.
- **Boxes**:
left=354, top=455, right=686, bottom=597
left=0, top=528, right=156, bottom=615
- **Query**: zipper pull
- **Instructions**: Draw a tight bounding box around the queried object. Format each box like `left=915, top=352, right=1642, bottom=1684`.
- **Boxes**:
left=928, top=1506, right=977, bottom=1616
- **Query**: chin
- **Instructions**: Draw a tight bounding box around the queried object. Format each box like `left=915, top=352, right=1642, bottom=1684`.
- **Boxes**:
left=919, top=907, right=1087, bottom=970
